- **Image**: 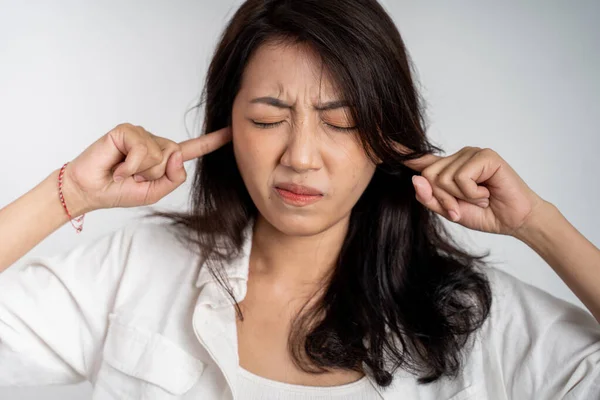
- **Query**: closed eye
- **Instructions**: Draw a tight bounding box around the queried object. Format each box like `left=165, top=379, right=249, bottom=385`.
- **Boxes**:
left=252, top=120, right=285, bottom=129
left=251, top=120, right=356, bottom=132
left=326, top=124, right=356, bottom=132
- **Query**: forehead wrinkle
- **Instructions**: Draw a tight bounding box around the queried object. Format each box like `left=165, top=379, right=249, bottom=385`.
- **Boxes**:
left=247, top=41, right=340, bottom=98
left=256, top=80, right=284, bottom=99
left=248, top=57, right=344, bottom=109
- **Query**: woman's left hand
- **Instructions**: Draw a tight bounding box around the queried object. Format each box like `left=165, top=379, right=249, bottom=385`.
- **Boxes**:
left=401, top=146, right=547, bottom=237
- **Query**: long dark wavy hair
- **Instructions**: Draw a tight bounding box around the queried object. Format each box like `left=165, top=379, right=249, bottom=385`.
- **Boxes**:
left=146, top=0, right=493, bottom=388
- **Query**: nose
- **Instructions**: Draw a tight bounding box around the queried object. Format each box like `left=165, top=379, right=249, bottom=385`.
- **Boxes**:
left=279, top=120, right=323, bottom=173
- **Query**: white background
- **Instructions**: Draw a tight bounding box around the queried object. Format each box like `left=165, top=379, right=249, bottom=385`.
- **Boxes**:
left=0, top=0, right=598, bottom=398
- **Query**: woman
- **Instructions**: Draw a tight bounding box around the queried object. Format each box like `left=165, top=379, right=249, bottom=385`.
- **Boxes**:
left=1, top=0, right=599, bottom=399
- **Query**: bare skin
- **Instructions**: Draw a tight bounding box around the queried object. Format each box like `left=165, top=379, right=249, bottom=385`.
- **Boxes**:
left=236, top=257, right=366, bottom=386
left=231, top=41, right=376, bottom=386
left=0, top=123, right=232, bottom=272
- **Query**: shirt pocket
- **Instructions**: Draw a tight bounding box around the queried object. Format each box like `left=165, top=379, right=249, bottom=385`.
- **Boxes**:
left=93, top=313, right=205, bottom=399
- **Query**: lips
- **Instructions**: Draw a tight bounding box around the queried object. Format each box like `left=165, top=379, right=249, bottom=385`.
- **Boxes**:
left=275, top=182, right=323, bottom=196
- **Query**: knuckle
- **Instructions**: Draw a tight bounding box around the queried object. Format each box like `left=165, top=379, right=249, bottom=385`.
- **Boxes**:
left=454, top=175, right=471, bottom=191
left=454, top=177, right=473, bottom=196
left=144, top=145, right=162, bottom=163
left=421, top=167, right=435, bottom=181
left=477, top=147, right=494, bottom=156
left=454, top=170, right=468, bottom=182
left=170, top=142, right=182, bottom=153
left=149, top=151, right=163, bottom=164
left=438, top=173, right=452, bottom=187
left=434, top=188, right=452, bottom=206
left=437, top=196, right=447, bottom=206
left=147, top=139, right=166, bottom=161
left=116, top=122, right=134, bottom=131
left=162, top=142, right=179, bottom=155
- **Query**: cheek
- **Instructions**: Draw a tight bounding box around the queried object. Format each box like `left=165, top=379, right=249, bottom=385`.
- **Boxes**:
left=233, top=133, right=258, bottom=182
left=327, top=143, right=376, bottom=194
left=348, top=161, right=376, bottom=194
left=233, top=129, right=278, bottom=186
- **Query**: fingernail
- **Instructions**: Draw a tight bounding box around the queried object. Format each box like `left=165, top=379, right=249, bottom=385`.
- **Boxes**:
left=114, top=175, right=124, bottom=183
left=133, top=174, right=146, bottom=182
left=411, top=175, right=423, bottom=190
left=477, top=200, right=489, bottom=208
left=449, top=210, right=460, bottom=221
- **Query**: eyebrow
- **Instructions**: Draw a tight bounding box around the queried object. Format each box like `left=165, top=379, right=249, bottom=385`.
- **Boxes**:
left=249, top=96, right=350, bottom=111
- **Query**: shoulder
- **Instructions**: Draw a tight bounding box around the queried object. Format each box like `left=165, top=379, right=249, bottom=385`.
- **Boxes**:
left=473, top=267, right=600, bottom=398
left=117, top=218, right=199, bottom=258
left=104, top=219, right=205, bottom=317
left=481, top=265, right=589, bottom=319
left=106, top=218, right=203, bottom=288
left=477, top=265, right=599, bottom=347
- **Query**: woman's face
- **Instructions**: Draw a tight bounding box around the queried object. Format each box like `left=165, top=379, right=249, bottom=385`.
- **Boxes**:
left=231, top=41, right=377, bottom=236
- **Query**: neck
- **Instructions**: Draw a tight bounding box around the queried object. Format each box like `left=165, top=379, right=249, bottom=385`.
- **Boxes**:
left=249, top=214, right=350, bottom=288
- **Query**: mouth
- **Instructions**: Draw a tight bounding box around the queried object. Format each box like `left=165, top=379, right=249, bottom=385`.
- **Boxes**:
left=274, top=183, right=324, bottom=206
left=275, top=182, right=323, bottom=196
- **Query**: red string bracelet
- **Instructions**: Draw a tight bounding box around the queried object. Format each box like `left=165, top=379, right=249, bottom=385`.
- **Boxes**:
left=58, top=162, right=85, bottom=233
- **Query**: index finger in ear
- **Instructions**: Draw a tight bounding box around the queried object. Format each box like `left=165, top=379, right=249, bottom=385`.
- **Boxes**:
left=402, top=153, right=442, bottom=172
left=178, top=126, right=232, bottom=162
left=393, top=142, right=442, bottom=172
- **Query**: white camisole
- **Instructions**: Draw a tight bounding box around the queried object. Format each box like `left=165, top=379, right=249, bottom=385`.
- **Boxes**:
left=237, top=365, right=381, bottom=399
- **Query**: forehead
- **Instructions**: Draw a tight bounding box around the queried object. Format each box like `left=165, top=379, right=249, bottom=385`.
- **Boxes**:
left=239, top=41, right=342, bottom=100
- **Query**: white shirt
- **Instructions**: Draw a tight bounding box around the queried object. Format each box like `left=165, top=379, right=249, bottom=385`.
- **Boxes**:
left=1, top=217, right=599, bottom=399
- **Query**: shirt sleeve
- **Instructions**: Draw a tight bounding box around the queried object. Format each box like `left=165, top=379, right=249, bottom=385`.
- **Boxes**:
left=0, top=223, right=136, bottom=387
left=487, top=267, right=600, bottom=399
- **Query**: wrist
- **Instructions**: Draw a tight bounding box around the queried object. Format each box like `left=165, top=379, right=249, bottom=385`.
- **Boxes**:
left=512, top=200, right=559, bottom=245
left=55, top=164, right=93, bottom=218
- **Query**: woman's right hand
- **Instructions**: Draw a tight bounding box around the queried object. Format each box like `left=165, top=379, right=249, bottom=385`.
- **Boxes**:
left=62, top=123, right=232, bottom=213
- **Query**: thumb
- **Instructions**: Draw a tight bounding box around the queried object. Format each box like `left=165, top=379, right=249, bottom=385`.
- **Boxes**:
left=412, top=175, right=433, bottom=203
left=150, top=151, right=187, bottom=200
left=164, top=150, right=186, bottom=185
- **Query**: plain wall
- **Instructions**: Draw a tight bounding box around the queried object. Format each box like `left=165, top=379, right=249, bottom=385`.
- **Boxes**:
left=0, top=0, right=598, bottom=398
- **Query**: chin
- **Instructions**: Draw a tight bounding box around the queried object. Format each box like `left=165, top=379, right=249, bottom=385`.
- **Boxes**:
left=261, top=210, right=331, bottom=237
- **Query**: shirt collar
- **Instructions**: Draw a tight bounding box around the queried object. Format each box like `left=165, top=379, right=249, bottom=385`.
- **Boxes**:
left=192, top=216, right=415, bottom=396
left=194, top=217, right=255, bottom=308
